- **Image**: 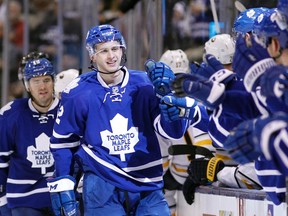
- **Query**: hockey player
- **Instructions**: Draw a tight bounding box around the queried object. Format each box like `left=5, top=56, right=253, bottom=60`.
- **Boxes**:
left=221, top=8, right=288, bottom=204
left=157, top=49, right=213, bottom=215
left=0, top=55, right=59, bottom=215
left=53, top=68, right=85, bottom=214
left=178, top=8, right=288, bottom=205
left=145, top=37, right=261, bottom=210
left=180, top=34, right=263, bottom=205
left=216, top=0, right=288, bottom=187
left=48, top=24, right=190, bottom=216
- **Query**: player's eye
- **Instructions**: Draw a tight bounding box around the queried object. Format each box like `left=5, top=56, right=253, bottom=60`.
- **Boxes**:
left=111, top=46, right=121, bottom=52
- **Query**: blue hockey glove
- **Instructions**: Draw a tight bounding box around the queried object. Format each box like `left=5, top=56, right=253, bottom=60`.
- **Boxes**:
left=253, top=112, right=288, bottom=165
left=192, top=54, right=224, bottom=78
left=160, top=95, right=198, bottom=121
left=209, top=69, right=237, bottom=85
left=144, top=59, right=175, bottom=98
left=191, top=55, right=236, bottom=84
left=159, top=102, right=179, bottom=122
left=190, top=61, right=201, bottom=75
left=171, top=73, right=225, bottom=110
left=0, top=195, right=11, bottom=216
left=260, top=65, right=288, bottom=105
left=192, top=62, right=215, bottom=79
left=47, top=175, right=78, bottom=216
left=225, top=112, right=288, bottom=164
left=232, top=34, right=276, bottom=92
left=223, top=119, right=262, bottom=164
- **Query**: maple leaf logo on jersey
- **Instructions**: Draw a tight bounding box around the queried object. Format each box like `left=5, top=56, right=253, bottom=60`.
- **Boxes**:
left=0, top=101, right=13, bottom=115
left=27, top=133, right=54, bottom=174
left=100, top=114, right=139, bottom=161
left=63, top=77, right=80, bottom=94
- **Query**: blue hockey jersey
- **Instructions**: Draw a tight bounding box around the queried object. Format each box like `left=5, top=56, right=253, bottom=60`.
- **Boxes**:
left=208, top=80, right=261, bottom=148
left=250, top=87, right=287, bottom=205
left=50, top=68, right=189, bottom=192
left=208, top=79, right=286, bottom=204
left=0, top=98, right=60, bottom=209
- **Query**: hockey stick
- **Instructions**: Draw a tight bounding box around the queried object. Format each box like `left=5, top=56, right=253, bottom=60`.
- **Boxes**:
left=210, top=0, right=220, bottom=34
left=234, top=0, right=246, bottom=12
left=168, top=145, right=214, bottom=158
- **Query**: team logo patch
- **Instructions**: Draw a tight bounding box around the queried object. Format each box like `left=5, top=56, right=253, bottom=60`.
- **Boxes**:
left=100, top=114, right=139, bottom=161
left=27, top=133, right=54, bottom=174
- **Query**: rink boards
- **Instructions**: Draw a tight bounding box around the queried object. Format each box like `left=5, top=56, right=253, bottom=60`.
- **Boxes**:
left=176, top=185, right=287, bottom=216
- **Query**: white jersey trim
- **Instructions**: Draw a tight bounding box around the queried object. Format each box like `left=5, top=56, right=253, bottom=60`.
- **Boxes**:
left=7, top=187, right=49, bottom=198
left=82, top=144, right=163, bottom=183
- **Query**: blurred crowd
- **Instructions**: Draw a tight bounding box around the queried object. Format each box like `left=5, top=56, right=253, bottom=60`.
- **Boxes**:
left=0, top=0, right=141, bottom=101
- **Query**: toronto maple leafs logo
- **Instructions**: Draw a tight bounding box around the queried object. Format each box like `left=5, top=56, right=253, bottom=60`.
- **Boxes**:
left=63, top=77, right=80, bottom=94
left=247, top=9, right=256, bottom=19
left=0, top=101, right=13, bottom=115
left=100, top=114, right=139, bottom=161
left=27, top=133, right=54, bottom=174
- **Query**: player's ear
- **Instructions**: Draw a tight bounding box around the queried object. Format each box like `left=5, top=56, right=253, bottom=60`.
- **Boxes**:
left=91, top=54, right=97, bottom=63
left=268, top=37, right=281, bottom=59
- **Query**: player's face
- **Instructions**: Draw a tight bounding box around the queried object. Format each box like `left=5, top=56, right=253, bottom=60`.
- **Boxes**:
left=28, top=75, right=54, bottom=106
left=93, top=41, right=123, bottom=73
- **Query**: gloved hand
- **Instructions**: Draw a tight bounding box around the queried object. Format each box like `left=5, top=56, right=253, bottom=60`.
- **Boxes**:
left=144, top=59, right=175, bottom=98
left=260, top=64, right=288, bottom=105
left=187, top=157, right=225, bottom=184
left=232, top=34, right=276, bottom=92
left=209, top=69, right=237, bottom=85
left=182, top=177, right=199, bottom=205
left=190, top=61, right=201, bottom=75
left=223, top=119, right=261, bottom=164
left=0, top=195, right=11, bottom=216
left=171, top=73, right=225, bottom=110
left=160, top=94, right=198, bottom=121
left=191, top=54, right=223, bottom=78
left=47, top=175, right=78, bottom=216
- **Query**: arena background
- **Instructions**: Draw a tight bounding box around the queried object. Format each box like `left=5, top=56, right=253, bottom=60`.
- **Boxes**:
left=0, top=0, right=277, bottom=106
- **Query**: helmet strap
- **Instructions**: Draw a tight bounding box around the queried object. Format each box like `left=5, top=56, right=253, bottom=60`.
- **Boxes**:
left=273, top=48, right=283, bottom=60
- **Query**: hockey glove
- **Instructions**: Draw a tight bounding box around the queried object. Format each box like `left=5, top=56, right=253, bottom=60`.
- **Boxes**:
left=191, top=54, right=223, bottom=78
left=187, top=157, right=225, bottom=184
left=182, top=177, right=198, bottom=205
left=171, top=73, right=225, bottom=110
left=47, top=175, right=78, bottom=216
left=209, top=69, right=237, bottom=85
left=232, top=34, right=276, bottom=92
left=160, top=94, right=198, bottom=121
left=253, top=113, right=288, bottom=173
left=223, top=119, right=261, bottom=164
left=144, top=59, right=175, bottom=98
left=191, top=61, right=216, bottom=79
left=260, top=65, right=288, bottom=105
left=192, top=54, right=236, bottom=85
left=190, top=61, right=201, bottom=75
